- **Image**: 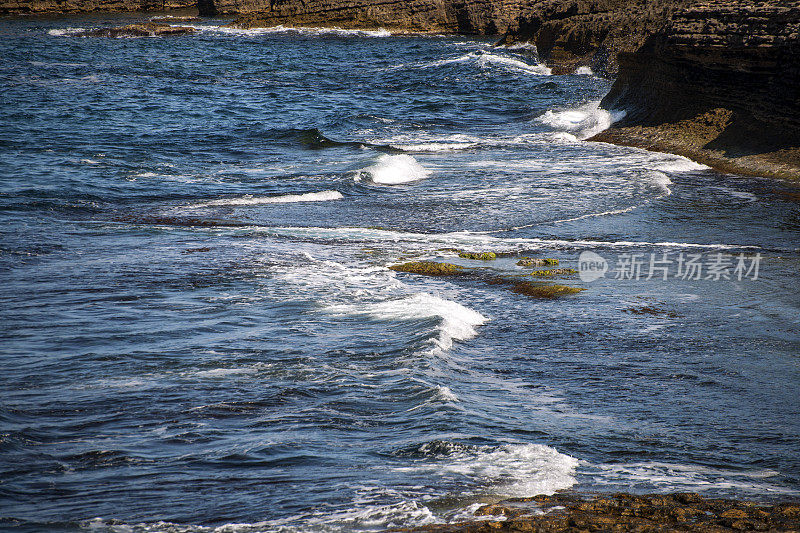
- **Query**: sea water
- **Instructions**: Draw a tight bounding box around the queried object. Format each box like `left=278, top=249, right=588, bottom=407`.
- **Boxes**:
left=1, top=14, right=799, bottom=532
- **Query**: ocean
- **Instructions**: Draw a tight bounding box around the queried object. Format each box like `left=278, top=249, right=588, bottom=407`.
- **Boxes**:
left=1, top=13, right=799, bottom=532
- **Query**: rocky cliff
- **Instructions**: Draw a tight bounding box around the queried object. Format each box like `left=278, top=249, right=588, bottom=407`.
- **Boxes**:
left=225, top=0, right=530, bottom=34
left=0, top=0, right=194, bottom=14
left=592, top=0, right=800, bottom=180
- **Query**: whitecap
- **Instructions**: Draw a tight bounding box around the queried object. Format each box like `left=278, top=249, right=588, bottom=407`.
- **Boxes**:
left=194, top=190, right=343, bottom=207
left=646, top=170, right=673, bottom=196
left=325, top=292, right=487, bottom=353
left=396, top=443, right=579, bottom=497
left=192, top=24, right=392, bottom=38
left=423, top=51, right=551, bottom=75
left=355, top=154, right=430, bottom=185
left=47, top=27, right=84, bottom=37
left=574, top=66, right=594, bottom=76
left=536, top=100, right=626, bottom=139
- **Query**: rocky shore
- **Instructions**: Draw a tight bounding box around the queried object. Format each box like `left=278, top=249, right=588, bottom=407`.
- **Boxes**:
left=400, top=492, right=800, bottom=532
left=218, top=0, right=799, bottom=180
left=591, top=1, right=800, bottom=181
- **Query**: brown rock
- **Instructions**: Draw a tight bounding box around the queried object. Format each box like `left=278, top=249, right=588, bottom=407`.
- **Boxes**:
left=76, top=22, right=198, bottom=37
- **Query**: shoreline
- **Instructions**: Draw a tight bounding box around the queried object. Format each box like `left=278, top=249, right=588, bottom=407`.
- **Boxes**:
left=400, top=491, right=800, bottom=532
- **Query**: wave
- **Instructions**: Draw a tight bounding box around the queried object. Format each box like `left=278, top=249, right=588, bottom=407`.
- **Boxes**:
left=258, top=226, right=760, bottom=252
left=395, top=442, right=579, bottom=497
left=536, top=100, right=626, bottom=139
left=586, top=461, right=800, bottom=497
left=355, top=154, right=430, bottom=185
left=190, top=24, right=392, bottom=38
left=423, top=51, right=551, bottom=75
left=574, top=66, right=594, bottom=76
left=325, top=292, right=487, bottom=354
left=646, top=170, right=673, bottom=196
left=193, top=190, right=343, bottom=207
left=47, top=27, right=85, bottom=37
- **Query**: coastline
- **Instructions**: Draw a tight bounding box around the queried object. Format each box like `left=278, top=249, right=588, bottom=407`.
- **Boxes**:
left=400, top=492, right=800, bottom=532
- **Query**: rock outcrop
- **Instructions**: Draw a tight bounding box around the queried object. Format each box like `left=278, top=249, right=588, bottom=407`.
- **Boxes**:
left=0, top=0, right=195, bottom=15
left=591, top=0, right=800, bottom=180
left=224, top=0, right=531, bottom=34
left=75, top=21, right=197, bottom=36
left=400, top=492, right=800, bottom=532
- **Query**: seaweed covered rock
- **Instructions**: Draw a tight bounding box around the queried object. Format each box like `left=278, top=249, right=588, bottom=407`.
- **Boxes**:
left=458, top=252, right=497, bottom=261
left=517, top=257, right=559, bottom=267
left=389, top=262, right=464, bottom=276
left=511, top=282, right=585, bottom=298
left=530, top=268, right=577, bottom=276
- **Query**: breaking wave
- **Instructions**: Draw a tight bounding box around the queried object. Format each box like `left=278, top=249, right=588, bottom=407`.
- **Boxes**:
left=355, top=154, right=430, bottom=184
left=536, top=100, right=626, bottom=139
left=423, top=51, right=551, bottom=75
left=193, top=190, right=343, bottom=207
left=325, top=292, right=487, bottom=354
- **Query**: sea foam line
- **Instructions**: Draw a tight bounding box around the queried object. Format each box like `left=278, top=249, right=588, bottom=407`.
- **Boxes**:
left=421, top=51, right=551, bottom=75
left=192, top=190, right=343, bottom=207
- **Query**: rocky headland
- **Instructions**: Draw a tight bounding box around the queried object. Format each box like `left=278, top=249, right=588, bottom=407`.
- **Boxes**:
left=399, top=492, right=800, bottom=532
left=217, top=0, right=799, bottom=180
left=4, top=0, right=798, bottom=179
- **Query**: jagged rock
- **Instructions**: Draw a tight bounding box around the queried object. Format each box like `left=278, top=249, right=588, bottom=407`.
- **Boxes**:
left=75, top=22, right=197, bottom=37
left=591, top=0, right=800, bottom=181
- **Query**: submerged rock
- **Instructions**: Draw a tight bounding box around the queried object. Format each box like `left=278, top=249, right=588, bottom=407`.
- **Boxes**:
left=458, top=252, right=497, bottom=261
left=529, top=268, right=577, bottom=276
left=389, top=262, right=464, bottom=276
left=517, top=257, right=559, bottom=267
left=76, top=22, right=197, bottom=38
left=510, top=282, right=584, bottom=298
left=401, top=492, right=800, bottom=532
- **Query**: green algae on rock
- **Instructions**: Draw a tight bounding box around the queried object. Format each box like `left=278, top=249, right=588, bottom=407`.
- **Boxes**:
left=389, top=262, right=464, bottom=276
left=458, top=252, right=497, bottom=261
left=530, top=268, right=577, bottom=276
left=511, top=282, right=585, bottom=299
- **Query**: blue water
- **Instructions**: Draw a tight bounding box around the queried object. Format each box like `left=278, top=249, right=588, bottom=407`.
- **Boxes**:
left=1, top=13, right=799, bottom=532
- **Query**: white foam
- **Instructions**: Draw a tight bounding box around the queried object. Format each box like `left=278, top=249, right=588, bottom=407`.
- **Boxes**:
left=574, top=66, right=594, bottom=76
left=502, top=42, right=538, bottom=51
left=397, top=443, right=579, bottom=497
left=424, top=52, right=551, bottom=75
left=646, top=170, right=673, bottom=196
left=536, top=100, right=626, bottom=140
left=325, top=292, right=487, bottom=353
left=650, top=157, right=710, bottom=173
left=192, top=24, right=391, bottom=38
left=195, top=190, right=343, bottom=207
left=588, top=461, right=800, bottom=496
left=258, top=225, right=759, bottom=251
left=356, top=154, right=430, bottom=185
left=47, top=27, right=84, bottom=36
